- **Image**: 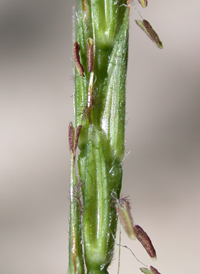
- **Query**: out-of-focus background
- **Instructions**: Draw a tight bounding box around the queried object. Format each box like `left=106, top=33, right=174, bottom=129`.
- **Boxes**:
left=1, top=0, right=200, bottom=273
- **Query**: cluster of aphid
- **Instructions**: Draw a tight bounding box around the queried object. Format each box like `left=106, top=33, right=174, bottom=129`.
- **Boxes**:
left=115, top=196, right=161, bottom=274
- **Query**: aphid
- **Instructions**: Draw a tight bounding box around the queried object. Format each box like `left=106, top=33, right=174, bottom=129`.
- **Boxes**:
left=135, top=19, right=163, bottom=49
left=73, top=41, right=85, bottom=77
left=115, top=197, right=136, bottom=240
left=134, top=225, right=157, bottom=260
left=87, top=38, right=94, bottom=73
left=68, top=122, right=75, bottom=154
left=138, top=0, right=148, bottom=8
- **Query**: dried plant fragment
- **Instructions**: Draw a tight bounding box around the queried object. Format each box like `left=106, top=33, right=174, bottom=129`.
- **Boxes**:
left=73, top=41, right=85, bottom=77
left=134, top=225, right=157, bottom=260
left=138, top=0, right=148, bottom=8
left=68, top=122, right=75, bottom=154
left=135, top=19, right=163, bottom=49
left=115, top=197, right=136, bottom=240
left=87, top=38, right=94, bottom=73
left=75, top=125, right=82, bottom=151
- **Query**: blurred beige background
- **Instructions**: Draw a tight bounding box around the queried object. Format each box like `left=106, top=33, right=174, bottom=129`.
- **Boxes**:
left=0, top=0, right=200, bottom=273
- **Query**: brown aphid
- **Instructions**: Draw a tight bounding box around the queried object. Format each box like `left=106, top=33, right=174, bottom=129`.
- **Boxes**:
left=73, top=41, right=85, bottom=77
left=134, top=225, right=157, bottom=260
left=74, top=125, right=82, bottom=151
left=87, top=38, right=94, bottom=73
left=150, top=266, right=161, bottom=274
left=68, top=122, right=75, bottom=154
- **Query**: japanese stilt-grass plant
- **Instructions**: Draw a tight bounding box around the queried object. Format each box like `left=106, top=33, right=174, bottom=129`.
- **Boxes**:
left=68, top=1, right=163, bottom=274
